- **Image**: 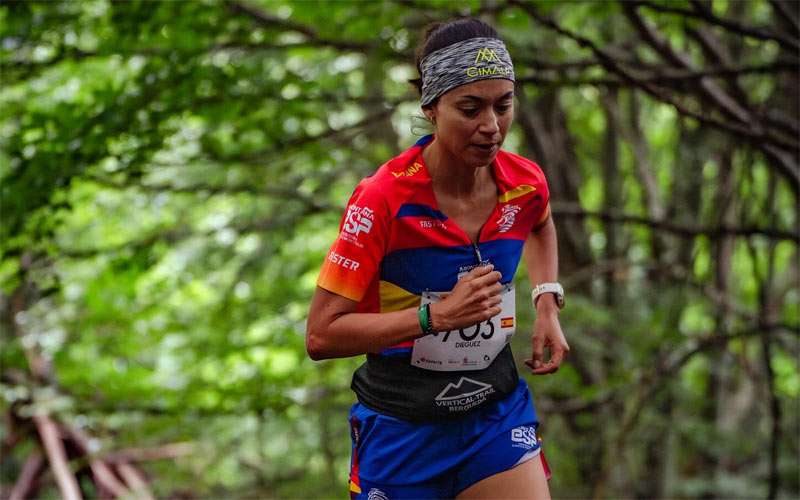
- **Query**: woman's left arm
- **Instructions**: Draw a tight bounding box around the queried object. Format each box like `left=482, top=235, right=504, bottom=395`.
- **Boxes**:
left=522, top=214, right=570, bottom=375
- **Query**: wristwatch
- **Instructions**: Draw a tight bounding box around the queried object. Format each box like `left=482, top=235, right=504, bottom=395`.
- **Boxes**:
left=531, top=282, right=565, bottom=309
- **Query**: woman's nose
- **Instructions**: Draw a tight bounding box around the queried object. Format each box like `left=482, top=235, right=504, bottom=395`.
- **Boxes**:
left=478, top=110, right=500, bottom=135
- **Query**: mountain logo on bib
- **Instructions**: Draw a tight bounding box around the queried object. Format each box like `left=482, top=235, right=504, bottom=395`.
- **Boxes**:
left=435, top=377, right=492, bottom=401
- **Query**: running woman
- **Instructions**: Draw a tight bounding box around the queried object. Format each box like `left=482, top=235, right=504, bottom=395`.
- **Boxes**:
left=307, top=17, right=569, bottom=499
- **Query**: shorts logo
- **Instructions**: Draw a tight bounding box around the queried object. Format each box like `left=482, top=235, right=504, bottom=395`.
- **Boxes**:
left=435, top=377, right=495, bottom=413
left=496, top=204, right=520, bottom=233
left=340, top=204, right=374, bottom=247
left=511, top=425, right=539, bottom=449
left=367, top=488, right=388, bottom=500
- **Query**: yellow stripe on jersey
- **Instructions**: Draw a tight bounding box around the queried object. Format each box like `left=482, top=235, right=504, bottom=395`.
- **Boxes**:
left=379, top=280, right=420, bottom=312
left=349, top=480, right=362, bottom=494
left=498, top=184, right=536, bottom=203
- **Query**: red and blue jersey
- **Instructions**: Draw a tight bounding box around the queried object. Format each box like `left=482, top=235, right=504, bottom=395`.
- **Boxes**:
left=317, top=135, right=550, bottom=355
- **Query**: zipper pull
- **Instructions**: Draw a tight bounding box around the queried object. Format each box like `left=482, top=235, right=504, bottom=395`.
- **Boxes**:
left=472, top=243, right=483, bottom=264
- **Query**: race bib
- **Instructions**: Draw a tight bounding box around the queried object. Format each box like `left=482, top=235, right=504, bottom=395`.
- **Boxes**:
left=411, top=284, right=516, bottom=371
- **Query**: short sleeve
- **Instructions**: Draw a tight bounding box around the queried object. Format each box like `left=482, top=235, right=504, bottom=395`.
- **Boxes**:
left=317, top=180, right=390, bottom=302
left=528, top=162, right=551, bottom=231
left=532, top=203, right=551, bottom=230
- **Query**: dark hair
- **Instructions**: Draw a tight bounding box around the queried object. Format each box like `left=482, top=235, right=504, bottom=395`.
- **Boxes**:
left=409, top=18, right=501, bottom=101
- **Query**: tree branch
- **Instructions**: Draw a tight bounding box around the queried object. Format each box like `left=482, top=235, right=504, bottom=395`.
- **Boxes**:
left=224, top=0, right=374, bottom=52
left=622, top=2, right=754, bottom=125
left=32, top=415, right=83, bottom=500
left=8, top=451, right=45, bottom=500
left=552, top=203, right=799, bottom=243
left=769, top=0, right=800, bottom=34
left=116, top=463, right=155, bottom=500
left=636, top=0, right=800, bottom=53
left=512, top=1, right=800, bottom=190
left=61, top=425, right=133, bottom=498
left=518, top=61, right=799, bottom=87
left=101, top=442, right=196, bottom=464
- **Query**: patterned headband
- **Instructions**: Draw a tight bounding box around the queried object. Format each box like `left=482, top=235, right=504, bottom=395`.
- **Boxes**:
left=420, top=37, right=515, bottom=107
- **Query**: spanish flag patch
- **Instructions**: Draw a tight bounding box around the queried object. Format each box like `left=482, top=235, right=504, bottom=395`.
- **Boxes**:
left=501, top=317, right=514, bottom=328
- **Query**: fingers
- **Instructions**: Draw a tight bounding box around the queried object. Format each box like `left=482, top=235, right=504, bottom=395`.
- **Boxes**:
left=473, top=270, right=502, bottom=289
left=466, top=263, right=494, bottom=279
left=528, top=361, right=560, bottom=375
left=446, top=264, right=504, bottom=327
left=531, top=333, right=545, bottom=369
left=485, top=305, right=502, bottom=319
left=525, top=340, right=570, bottom=375
left=549, top=345, right=565, bottom=368
left=541, top=344, right=566, bottom=373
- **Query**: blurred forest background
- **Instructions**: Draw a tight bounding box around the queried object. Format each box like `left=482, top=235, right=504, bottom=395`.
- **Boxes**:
left=1, top=0, right=798, bottom=498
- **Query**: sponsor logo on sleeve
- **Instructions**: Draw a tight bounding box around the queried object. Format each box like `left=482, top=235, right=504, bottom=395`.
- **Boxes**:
left=327, top=251, right=360, bottom=271
left=496, top=204, right=520, bottom=233
left=340, top=204, right=374, bottom=247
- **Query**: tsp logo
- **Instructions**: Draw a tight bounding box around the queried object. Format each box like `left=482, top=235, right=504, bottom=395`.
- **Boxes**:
left=343, top=204, right=374, bottom=236
left=475, top=47, right=500, bottom=64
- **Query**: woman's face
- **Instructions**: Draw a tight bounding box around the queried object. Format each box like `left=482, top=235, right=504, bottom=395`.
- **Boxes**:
left=426, top=78, right=515, bottom=169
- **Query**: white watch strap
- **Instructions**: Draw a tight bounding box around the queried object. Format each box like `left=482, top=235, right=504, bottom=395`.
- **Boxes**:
left=531, top=282, right=564, bottom=309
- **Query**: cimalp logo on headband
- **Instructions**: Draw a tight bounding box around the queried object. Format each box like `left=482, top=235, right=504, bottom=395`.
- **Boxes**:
left=474, top=47, right=501, bottom=64
left=466, top=47, right=512, bottom=78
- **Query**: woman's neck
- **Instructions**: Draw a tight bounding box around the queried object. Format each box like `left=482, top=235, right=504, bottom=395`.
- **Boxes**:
left=423, top=138, right=492, bottom=198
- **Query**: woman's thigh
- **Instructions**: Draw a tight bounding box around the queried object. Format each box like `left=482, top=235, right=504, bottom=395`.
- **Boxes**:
left=455, top=454, right=551, bottom=500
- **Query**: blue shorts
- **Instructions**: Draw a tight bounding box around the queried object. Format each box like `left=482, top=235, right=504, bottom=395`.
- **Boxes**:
left=348, top=379, right=542, bottom=499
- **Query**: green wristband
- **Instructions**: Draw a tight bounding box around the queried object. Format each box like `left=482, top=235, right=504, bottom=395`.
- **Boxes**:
left=418, top=303, right=429, bottom=334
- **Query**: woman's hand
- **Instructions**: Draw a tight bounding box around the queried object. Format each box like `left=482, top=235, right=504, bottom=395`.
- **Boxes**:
left=524, top=295, right=569, bottom=375
left=429, top=264, right=502, bottom=332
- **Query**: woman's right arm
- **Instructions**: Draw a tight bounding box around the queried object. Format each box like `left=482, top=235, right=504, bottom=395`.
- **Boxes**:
left=306, top=287, right=422, bottom=360
left=306, top=265, right=503, bottom=360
